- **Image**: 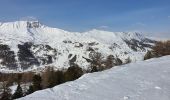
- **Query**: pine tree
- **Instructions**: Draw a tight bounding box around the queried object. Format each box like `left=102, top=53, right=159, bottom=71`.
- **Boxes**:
left=12, top=84, right=23, bottom=99
left=0, top=81, right=12, bottom=100
left=12, top=74, right=23, bottom=99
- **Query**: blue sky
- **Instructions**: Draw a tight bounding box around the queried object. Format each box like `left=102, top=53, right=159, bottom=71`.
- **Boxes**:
left=0, top=0, right=170, bottom=38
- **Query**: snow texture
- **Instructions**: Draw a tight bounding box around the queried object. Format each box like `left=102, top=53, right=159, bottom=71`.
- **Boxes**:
left=19, top=56, right=170, bottom=100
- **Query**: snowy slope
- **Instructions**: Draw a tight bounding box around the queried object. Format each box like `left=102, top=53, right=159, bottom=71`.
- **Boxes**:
left=19, top=56, right=170, bottom=100
left=0, top=20, right=156, bottom=72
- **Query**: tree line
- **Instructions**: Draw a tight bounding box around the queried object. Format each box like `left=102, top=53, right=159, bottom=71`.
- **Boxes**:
left=0, top=65, right=84, bottom=100
left=0, top=51, right=131, bottom=100
left=144, top=40, right=170, bottom=60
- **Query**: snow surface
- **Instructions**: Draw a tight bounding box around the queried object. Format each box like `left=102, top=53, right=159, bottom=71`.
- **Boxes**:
left=19, top=56, right=170, bottom=100
left=10, top=85, right=18, bottom=94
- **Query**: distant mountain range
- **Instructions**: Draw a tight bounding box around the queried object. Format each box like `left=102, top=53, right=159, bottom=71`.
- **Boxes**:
left=0, top=20, right=156, bottom=73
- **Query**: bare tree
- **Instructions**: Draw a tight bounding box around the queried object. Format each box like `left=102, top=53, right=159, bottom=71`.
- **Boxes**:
left=89, top=51, right=104, bottom=72
left=0, top=80, right=12, bottom=100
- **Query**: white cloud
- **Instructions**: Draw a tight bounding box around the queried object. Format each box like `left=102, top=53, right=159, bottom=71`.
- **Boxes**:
left=20, top=16, right=38, bottom=21
left=99, top=25, right=109, bottom=29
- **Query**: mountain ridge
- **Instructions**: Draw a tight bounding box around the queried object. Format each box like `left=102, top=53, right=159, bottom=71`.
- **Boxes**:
left=0, top=20, right=156, bottom=73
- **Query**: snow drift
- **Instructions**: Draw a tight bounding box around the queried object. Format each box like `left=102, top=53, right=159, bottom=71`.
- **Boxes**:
left=19, top=56, right=170, bottom=100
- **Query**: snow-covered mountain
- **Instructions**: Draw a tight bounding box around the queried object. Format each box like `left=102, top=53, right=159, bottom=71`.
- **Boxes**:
left=0, top=20, right=156, bottom=72
left=18, top=56, right=170, bottom=100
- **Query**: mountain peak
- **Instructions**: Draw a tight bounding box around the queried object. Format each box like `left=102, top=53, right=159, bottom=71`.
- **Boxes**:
left=0, top=20, right=44, bottom=30
left=26, top=21, right=42, bottom=28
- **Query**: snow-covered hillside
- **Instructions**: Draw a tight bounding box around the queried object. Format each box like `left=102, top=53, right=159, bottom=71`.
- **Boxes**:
left=19, top=56, right=170, bottom=100
left=0, top=20, right=156, bottom=72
